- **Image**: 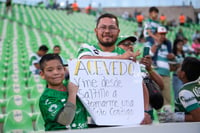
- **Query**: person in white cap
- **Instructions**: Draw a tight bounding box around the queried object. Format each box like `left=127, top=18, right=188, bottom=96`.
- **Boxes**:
left=145, top=26, right=175, bottom=107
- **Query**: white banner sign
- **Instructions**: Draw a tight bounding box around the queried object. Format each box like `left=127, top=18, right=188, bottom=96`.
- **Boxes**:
left=68, top=59, right=144, bottom=125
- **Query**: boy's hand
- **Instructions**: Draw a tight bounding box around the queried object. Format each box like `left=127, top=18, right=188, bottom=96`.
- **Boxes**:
left=158, top=112, right=185, bottom=123
left=68, top=82, right=78, bottom=96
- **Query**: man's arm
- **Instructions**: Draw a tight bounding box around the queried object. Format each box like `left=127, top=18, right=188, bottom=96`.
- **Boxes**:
left=140, top=82, right=152, bottom=124
left=80, top=50, right=141, bottom=61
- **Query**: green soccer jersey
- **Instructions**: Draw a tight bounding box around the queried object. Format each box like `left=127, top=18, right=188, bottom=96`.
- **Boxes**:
left=39, top=86, right=88, bottom=131
left=77, top=43, right=125, bottom=59
left=143, top=18, right=160, bottom=38
left=175, top=78, right=200, bottom=114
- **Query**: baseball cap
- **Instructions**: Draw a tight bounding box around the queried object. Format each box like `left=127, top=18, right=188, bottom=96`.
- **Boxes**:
left=157, top=26, right=167, bottom=33
left=116, top=35, right=137, bottom=46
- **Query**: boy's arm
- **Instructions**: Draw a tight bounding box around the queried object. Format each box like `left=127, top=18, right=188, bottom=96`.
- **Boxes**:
left=147, top=29, right=159, bottom=41
left=185, top=108, right=200, bottom=122
left=56, top=82, right=78, bottom=126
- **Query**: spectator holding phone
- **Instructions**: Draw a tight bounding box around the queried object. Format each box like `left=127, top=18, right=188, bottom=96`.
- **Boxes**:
left=117, top=35, right=164, bottom=119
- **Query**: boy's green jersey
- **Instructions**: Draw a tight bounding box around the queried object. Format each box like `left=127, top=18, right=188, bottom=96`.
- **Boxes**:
left=143, top=18, right=160, bottom=38
left=175, top=78, right=200, bottom=114
left=39, top=86, right=88, bottom=131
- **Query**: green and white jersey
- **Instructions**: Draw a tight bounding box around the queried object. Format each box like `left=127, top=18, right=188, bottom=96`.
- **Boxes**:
left=143, top=18, right=160, bottom=37
left=77, top=43, right=125, bottom=59
left=39, top=86, right=88, bottom=131
left=175, top=78, right=200, bottom=114
left=29, top=53, right=41, bottom=74
left=145, top=42, right=170, bottom=76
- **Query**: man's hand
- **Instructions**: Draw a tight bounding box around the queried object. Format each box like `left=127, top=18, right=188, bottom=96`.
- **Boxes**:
left=140, top=55, right=152, bottom=71
left=167, top=53, right=175, bottom=60
left=140, top=112, right=152, bottom=125
left=120, top=50, right=140, bottom=61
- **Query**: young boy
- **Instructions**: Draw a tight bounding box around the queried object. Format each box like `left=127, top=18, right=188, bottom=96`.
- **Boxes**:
left=158, top=57, right=200, bottom=122
left=39, top=54, right=88, bottom=131
left=143, top=6, right=160, bottom=44
left=29, top=45, right=49, bottom=75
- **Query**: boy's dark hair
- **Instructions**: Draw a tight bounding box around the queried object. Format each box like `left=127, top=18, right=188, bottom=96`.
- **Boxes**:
left=39, top=45, right=49, bottom=52
left=149, top=6, right=159, bottom=13
left=181, top=57, right=200, bottom=82
left=53, top=45, right=61, bottom=49
left=96, top=13, right=119, bottom=28
left=39, top=53, right=63, bottom=71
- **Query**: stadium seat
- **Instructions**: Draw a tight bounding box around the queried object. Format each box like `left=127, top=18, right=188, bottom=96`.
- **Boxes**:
left=3, top=110, right=34, bottom=133
left=35, top=114, right=45, bottom=131
left=5, top=84, right=28, bottom=98
left=5, top=95, right=33, bottom=113
left=29, top=84, right=44, bottom=99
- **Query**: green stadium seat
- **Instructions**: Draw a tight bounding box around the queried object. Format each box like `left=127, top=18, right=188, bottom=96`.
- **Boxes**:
left=5, top=95, right=33, bottom=113
left=0, top=107, right=4, bottom=123
left=0, top=89, right=6, bottom=107
left=5, top=84, right=28, bottom=99
left=35, top=114, right=45, bottom=131
left=29, top=84, right=44, bottom=99
left=3, top=110, right=34, bottom=133
left=32, top=95, right=41, bottom=113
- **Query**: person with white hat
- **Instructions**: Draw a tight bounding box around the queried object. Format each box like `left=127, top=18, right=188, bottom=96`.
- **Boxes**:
left=117, top=35, right=137, bottom=51
left=145, top=26, right=175, bottom=107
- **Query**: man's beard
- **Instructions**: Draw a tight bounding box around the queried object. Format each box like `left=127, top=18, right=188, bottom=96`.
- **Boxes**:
left=97, top=37, right=117, bottom=47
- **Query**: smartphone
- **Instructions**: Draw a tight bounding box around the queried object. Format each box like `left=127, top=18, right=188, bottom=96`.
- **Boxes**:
left=143, top=47, right=150, bottom=57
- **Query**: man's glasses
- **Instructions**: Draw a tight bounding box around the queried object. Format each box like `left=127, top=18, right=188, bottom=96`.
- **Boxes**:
left=122, top=42, right=135, bottom=46
left=97, top=26, right=118, bottom=32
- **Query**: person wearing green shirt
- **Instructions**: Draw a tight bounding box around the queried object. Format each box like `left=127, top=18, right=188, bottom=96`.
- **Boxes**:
left=39, top=54, right=88, bottom=131
left=158, top=57, right=200, bottom=122
left=143, top=6, right=160, bottom=44
left=77, top=13, right=152, bottom=125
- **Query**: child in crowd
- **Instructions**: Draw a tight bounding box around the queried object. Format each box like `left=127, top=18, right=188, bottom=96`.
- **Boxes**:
left=158, top=57, right=200, bottom=122
left=39, top=54, right=88, bottom=131
left=143, top=6, right=160, bottom=44
left=29, top=45, right=49, bottom=75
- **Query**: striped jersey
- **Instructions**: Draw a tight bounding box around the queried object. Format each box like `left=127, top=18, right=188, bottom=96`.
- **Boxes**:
left=145, top=41, right=171, bottom=76
left=175, top=78, right=200, bottom=114
left=143, top=18, right=160, bottom=38
left=77, top=43, right=125, bottom=59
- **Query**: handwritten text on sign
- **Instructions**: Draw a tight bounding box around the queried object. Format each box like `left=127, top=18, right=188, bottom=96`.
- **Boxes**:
left=68, top=59, right=144, bottom=125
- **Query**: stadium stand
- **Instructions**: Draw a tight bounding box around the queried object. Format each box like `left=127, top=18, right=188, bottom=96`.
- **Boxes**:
left=0, top=1, right=200, bottom=132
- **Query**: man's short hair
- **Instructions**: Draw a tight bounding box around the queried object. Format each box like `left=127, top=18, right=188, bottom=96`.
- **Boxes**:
left=39, top=53, right=63, bottom=71
left=53, top=45, right=61, bottom=49
left=96, top=13, right=119, bottom=28
left=39, top=45, right=49, bottom=52
left=149, top=6, right=159, bottom=13
left=181, top=57, right=200, bottom=82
